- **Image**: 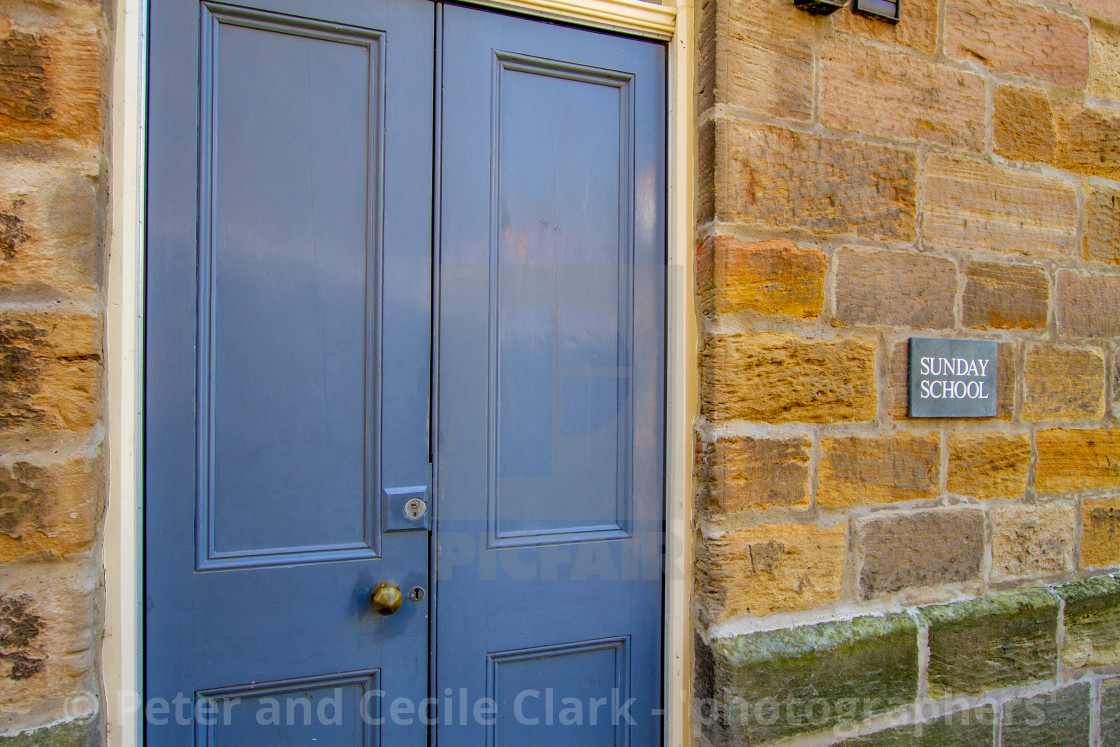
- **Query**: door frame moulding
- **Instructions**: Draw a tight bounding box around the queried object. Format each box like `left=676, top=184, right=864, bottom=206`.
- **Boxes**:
left=103, top=0, right=693, bottom=744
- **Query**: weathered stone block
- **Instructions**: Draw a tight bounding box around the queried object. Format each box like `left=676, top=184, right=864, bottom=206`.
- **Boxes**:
left=697, top=613, right=918, bottom=744
left=991, top=502, right=1076, bottom=581
left=1082, top=496, right=1120, bottom=568
left=0, top=561, right=97, bottom=729
left=696, top=522, right=846, bottom=622
left=923, top=154, right=1077, bottom=258
left=701, top=333, right=877, bottom=424
left=0, top=716, right=97, bottom=746
left=1001, top=684, right=1090, bottom=747
left=819, top=39, right=984, bottom=150
left=0, top=458, right=100, bottom=563
left=831, top=0, right=938, bottom=54
left=1035, top=428, right=1120, bottom=493
left=697, top=436, right=812, bottom=516
left=1056, top=105, right=1120, bottom=179
left=891, top=340, right=1013, bottom=419
left=702, top=118, right=917, bottom=241
left=1102, top=677, right=1120, bottom=745
left=962, top=261, right=1048, bottom=330
left=945, top=0, right=1090, bottom=87
left=697, top=0, right=815, bottom=121
left=0, top=25, right=102, bottom=147
left=0, top=159, right=102, bottom=301
left=993, top=85, right=1056, bottom=163
left=834, top=248, right=955, bottom=330
left=1056, top=575, right=1120, bottom=667
left=922, top=589, right=1059, bottom=696
left=818, top=434, right=940, bottom=509
left=838, top=706, right=995, bottom=746
left=1084, top=183, right=1120, bottom=265
left=854, top=508, right=984, bottom=599
left=1065, top=0, right=1120, bottom=24
left=1023, top=344, right=1106, bottom=421
left=947, top=433, right=1030, bottom=499
left=1057, top=270, right=1120, bottom=338
left=0, top=313, right=101, bottom=437
left=697, top=236, right=824, bottom=319
left=1090, top=21, right=1120, bottom=102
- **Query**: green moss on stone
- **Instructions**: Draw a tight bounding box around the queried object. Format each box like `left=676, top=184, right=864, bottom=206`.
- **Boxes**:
left=1053, top=574, right=1120, bottom=668
left=921, top=589, right=1059, bottom=697
left=1000, top=683, right=1090, bottom=747
left=0, top=718, right=95, bottom=747
left=837, top=705, right=995, bottom=746
left=700, top=613, right=919, bottom=745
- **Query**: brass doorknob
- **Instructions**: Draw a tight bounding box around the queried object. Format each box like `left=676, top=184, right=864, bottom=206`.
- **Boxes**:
left=370, top=581, right=403, bottom=616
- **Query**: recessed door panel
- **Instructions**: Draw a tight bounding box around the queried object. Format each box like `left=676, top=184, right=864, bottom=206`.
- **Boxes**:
left=200, top=6, right=378, bottom=567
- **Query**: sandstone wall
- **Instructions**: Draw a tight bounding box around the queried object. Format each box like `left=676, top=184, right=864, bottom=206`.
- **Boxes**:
left=695, top=0, right=1120, bottom=743
left=0, top=0, right=108, bottom=742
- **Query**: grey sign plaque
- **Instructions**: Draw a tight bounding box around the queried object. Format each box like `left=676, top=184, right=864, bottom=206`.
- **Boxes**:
left=909, top=338, right=997, bottom=418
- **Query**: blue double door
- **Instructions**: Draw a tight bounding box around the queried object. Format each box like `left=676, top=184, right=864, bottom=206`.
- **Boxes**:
left=145, top=0, right=665, bottom=743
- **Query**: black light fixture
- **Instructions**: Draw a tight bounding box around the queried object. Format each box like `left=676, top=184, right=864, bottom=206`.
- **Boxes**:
left=793, top=0, right=846, bottom=15
left=854, top=0, right=901, bottom=22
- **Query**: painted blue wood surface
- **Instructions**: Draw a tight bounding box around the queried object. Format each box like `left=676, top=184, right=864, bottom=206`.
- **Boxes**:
left=145, top=0, right=433, bottom=742
left=436, top=7, right=666, bottom=744
left=148, top=2, right=666, bottom=743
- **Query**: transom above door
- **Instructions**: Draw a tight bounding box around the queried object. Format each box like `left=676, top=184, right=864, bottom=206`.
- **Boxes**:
left=145, top=0, right=665, bottom=743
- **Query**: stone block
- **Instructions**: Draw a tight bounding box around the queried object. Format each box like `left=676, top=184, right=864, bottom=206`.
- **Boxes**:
left=818, top=434, right=940, bottom=509
left=0, top=312, right=101, bottom=438
left=1056, top=105, right=1120, bottom=179
left=1035, top=428, right=1120, bottom=493
left=922, top=589, right=1059, bottom=696
left=923, top=154, right=1077, bottom=258
left=831, top=0, right=938, bottom=55
left=0, top=560, right=97, bottom=729
left=993, top=85, right=1056, bottom=164
left=1102, top=677, right=1120, bottom=745
left=697, top=436, right=812, bottom=516
left=946, top=433, right=1030, bottom=499
left=697, top=613, right=918, bottom=744
left=697, top=0, right=815, bottom=121
left=854, top=508, right=984, bottom=599
left=961, top=260, right=1048, bottom=330
left=697, top=236, right=824, bottom=319
left=0, top=458, right=100, bottom=562
left=696, top=522, right=847, bottom=622
left=1055, top=575, right=1120, bottom=667
left=819, top=39, right=984, bottom=150
left=1000, top=684, right=1090, bottom=747
left=1082, top=496, right=1120, bottom=568
left=0, top=24, right=102, bottom=147
left=701, top=118, right=917, bottom=241
left=838, top=706, right=995, bottom=746
left=0, top=158, right=101, bottom=301
left=1023, top=344, right=1106, bottom=421
left=0, top=717, right=97, bottom=746
left=891, top=340, right=1013, bottom=420
left=1057, top=271, right=1120, bottom=338
left=1090, top=21, right=1120, bottom=102
left=834, top=248, right=955, bottom=330
left=1064, top=0, right=1120, bottom=23
left=701, top=333, right=877, bottom=424
left=945, top=0, right=1090, bottom=87
left=1084, top=183, right=1120, bottom=265
left=991, top=502, right=1076, bottom=581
